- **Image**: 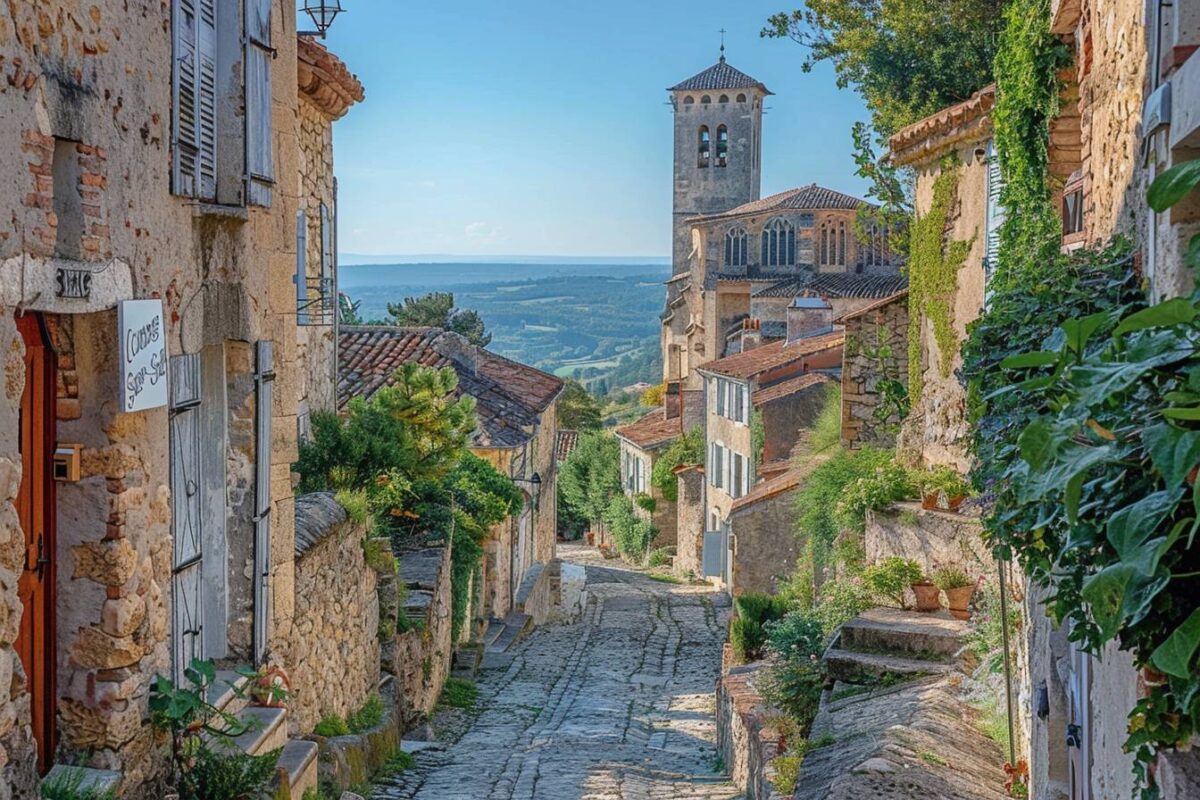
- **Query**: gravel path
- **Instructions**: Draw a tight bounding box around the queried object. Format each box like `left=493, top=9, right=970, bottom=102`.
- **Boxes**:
left=372, top=544, right=741, bottom=800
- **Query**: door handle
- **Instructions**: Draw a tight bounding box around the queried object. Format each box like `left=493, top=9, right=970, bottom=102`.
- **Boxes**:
left=35, top=534, right=50, bottom=580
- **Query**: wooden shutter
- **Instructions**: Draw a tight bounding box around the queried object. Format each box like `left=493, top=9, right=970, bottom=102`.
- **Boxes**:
left=252, top=341, right=274, bottom=663
left=732, top=454, right=742, bottom=499
left=295, top=211, right=308, bottom=324
left=715, top=378, right=725, bottom=417
left=320, top=202, right=333, bottom=318
left=984, top=139, right=1006, bottom=289
left=170, top=354, right=205, bottom=682
left=245, top=0, right=274, bottom=206
left=172, top=0, right=209, bottom=197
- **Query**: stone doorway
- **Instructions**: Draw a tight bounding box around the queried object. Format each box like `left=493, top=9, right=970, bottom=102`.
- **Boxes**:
left=15, top=311, right=57, bottom=775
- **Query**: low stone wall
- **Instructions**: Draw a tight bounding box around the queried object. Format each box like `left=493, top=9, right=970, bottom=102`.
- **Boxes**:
left=513, top=560, right=559, bottom=626
left=290, top=493, right=380, bottom=736
left=673, top=466, right=705, bottom=579
left=865, top=502, right=990, bottom=576
left=715, top=661, right=786, bottom=800
left=391, top=546, right=453, bottom=722
left=315, top=687, right=403, bottom=792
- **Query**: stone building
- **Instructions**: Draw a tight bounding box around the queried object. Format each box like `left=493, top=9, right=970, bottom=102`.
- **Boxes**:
left=693, top=330, right=842, bottom=589
left=662, top=185, right=904, bottom=391
left=0, top=2, right=363, bottom=796
left=337, top=326, right=564, bottom=631
left=838, top=291, right=909, bottom=450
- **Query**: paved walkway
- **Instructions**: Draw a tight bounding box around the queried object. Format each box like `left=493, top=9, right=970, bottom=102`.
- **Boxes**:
left=373, top=544, right=742, bottom=800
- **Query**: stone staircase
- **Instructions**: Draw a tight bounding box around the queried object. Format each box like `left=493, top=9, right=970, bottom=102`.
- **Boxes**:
left=824, top=607, right=969, bottom=687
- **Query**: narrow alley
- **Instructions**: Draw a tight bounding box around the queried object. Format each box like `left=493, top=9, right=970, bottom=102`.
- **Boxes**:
left=374, top=544, right=740, bottom=800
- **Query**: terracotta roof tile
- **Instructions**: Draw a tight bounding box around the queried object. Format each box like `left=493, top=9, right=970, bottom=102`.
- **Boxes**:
left=697, top=331, right=845, bottom=380
left=556, top=429, right=580, bottom=463
left=834, top=290, right=909, bottom=323
left=753, top=273, right=909, bottom=299
left=337, top=326, right=564, bottom=449
left=694, top=184, right=868, bottom=223
left=752, top=372, right=834, bottom=407
left=615, top=410, right=682, bottom=450
left=888, top=85, right=995, bottom=167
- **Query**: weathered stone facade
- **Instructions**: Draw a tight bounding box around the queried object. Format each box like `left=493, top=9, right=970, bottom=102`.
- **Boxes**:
left=715, top=661, right=787, bottom=800
left=393, top=546, right=454, bottom=721
left=840, top=292, right=909, bottom=450
left=672, top=465, right=706, bottom=580
left=288, top=493, right=380, bottom=736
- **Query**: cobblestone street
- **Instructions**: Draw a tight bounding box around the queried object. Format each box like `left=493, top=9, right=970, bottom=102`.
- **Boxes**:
left=373, top=544, right=741, bottom=800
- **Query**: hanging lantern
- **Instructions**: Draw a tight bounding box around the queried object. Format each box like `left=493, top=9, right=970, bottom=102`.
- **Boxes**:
left=301, top=0, right=343, bottom=38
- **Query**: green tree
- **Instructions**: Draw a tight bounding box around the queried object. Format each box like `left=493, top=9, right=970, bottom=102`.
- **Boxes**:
left=558, top=431, right=620, bottom=528
left=650, top=426, right=704, bottom=502
left=386, top=291, right=491, bottom=347
left=762, top=0, right=1005, bottom=137
left=556, top=380, right=603, bottom=431
left=338, top=292, right=364, bottom=325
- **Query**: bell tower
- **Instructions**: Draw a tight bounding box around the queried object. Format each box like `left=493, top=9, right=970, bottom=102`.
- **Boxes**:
left=668, top=50, right=770, bottom=275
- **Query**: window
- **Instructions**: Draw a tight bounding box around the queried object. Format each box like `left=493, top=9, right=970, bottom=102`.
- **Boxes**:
left=724, top=226, right=748, bottom=267
left=244, top=0, right=274, bottom=206
left=819, top=221, right=848, bottom=267
left=714, top=377, right=748, bottom=424
left=719, top=94, right=729, bottom=103
left=761, top=218, right=797, bottom=267
left=683, top=95, right=695, bottom=106
left=736, top=93, right=747, bottom=103
left=716, top=125, right=729, bottom=167
left=714, top=376, right=725, bottom=416
left=701, top=95, right=712, bottom=104
left=709, top=442, right=726, bottom=489
left=698, top=126, right=711, bottom=168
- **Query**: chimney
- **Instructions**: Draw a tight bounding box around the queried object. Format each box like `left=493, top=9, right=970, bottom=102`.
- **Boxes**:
left=431, top=329, right=478, bottom=376
left=787, top=295, right=834, bottom=343
left=682, top=389, right=705, bottom=432
left=664, top=381, right=682, bottom=420
left=741, top=318, right=763, bottom=351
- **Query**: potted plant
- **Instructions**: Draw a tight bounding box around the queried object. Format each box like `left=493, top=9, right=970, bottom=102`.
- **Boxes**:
left=911, top=574, right=942, bottom=613
left=919, top=465, right=972, bottom=512
left=933, top=565, right=976, bottom=620
left=862, top=557, right=924, bottom=610
left=239, top=664, right=291, bottom=708
left=585, top=531, right=595, bottom=546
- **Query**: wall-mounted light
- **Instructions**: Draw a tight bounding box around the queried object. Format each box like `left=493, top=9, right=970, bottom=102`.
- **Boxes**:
left=299, top=0, right=344, bottom=39
left=514, top=472, right=542, bottom=511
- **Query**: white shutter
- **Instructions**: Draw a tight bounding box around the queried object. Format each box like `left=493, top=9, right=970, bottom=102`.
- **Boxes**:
left=245, top=0, right=274, bottom=206
left=172, top=0, right=199, bottom=196
left=984, top=139, right=1006, bottom=289
left=295, top=211, right=308, bottom=324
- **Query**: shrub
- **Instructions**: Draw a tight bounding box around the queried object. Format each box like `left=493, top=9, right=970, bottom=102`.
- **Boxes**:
left=346, top=693, right=384, bottom=733
left=313, top=715, right=350, bottom=737
left=731, top=593, right=789, bottom=662
left=603, top=494, right=655, bottom=560
left=647, top=547, right=672, bottom=568
left=40, top=769, right=117, bottom=800
left=771, top=754, right=802, bottom=795
left=635, top=493, right=657, bottom=513
left=650, top=426, right=704, bottom=501
left=438, top=677, right=478, bottom=710
left=916, top=465, right=972, bottom=500
left=189, top=745, right=282, bottom=800
left=761, top=658, right=824, bottom=731
left=862, top=557, right=924, bottom=608
left=834, top=460, right=918, bottom=532
left=335, top=489, right=370, bottom=526
left=966, top=581, right=1022, bottom=674
left=764, top=610, right=825, bottom=661
left=932, top=565, right=973, bottom=591
left=812, top=578, right=873, bottom=636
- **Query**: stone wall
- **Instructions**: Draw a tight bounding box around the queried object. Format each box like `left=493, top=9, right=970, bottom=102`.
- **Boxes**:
left=728, top=487, right=799, bottom=596
left=864, top=503, right=990, bottom=577
left=288, top=493, right=380, bottom=736
left=841, top=294, right=909, bottom=450
left=715, top=661, right=786, bottom=800
left=673, top=466, right=706, bottom=579
left=392, top=546, right=453, bottom=721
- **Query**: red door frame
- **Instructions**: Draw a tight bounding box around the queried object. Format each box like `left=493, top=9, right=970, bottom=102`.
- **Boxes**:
left=15, top=311, right=57, bottom=774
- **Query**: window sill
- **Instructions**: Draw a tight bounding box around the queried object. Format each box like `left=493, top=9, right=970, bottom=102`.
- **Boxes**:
left=192, top=202, right=249, bottom=222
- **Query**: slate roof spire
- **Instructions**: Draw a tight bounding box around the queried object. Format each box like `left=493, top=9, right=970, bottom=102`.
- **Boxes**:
left=669, top=54, right=772, bottom=95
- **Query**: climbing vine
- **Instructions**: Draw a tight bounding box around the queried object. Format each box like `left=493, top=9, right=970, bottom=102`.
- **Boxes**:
left=905, top=164, right=974, bottom=405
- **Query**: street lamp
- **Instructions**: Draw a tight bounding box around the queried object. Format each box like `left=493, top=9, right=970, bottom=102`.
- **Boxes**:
left=514, top=472, right=542, bottom=511
left=299, top=0, right=344, bottom=38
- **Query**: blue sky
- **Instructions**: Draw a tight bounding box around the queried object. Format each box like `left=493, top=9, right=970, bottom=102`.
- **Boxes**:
left=316, top=0, right=869, bottom=259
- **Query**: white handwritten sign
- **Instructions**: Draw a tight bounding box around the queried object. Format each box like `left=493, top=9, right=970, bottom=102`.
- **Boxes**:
left=118, top=299, right=168, bottom=412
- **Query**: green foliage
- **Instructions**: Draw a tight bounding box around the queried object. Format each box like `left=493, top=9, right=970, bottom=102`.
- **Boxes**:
left=932, top=565, right=973, bottom=591
left=751, top=410, right=766, bottom=469
left=313, top=715, right=350, bottom=737
left=556, top=380, right=604, bottom=431
left=602, top=493, right=656, bottom=560
left=760, top=657, right=824, bottom=732
left=647, top=547, right=673, bottom=568
left=39, top=769, right=116, bottom=800
left=916, top=465, right=972, bottom=500
left=346, top=693, right=384, bottom=733
left=635, top=493, right=657, bottom=513
left=967, top=582, right=1022, bottom=674
left=377, top=749, right=416, bottom=779
left=761, top=0, right=1004, bottom=137
left=559, top=431, right=621, bottom=525
left=438, top=677, right=479, bottom=710
left=149, top=660, right=279, bottom=800
left=640, top=382, right=666, bottom=407
left=336, top=489, right=370, bottom=526
left=770, top=754, right=802, bottom=795
left=906, top=164, right=975, bottom=404
left=811, top=578, right=874, bottom=636
left=806, top=383, right=844, bottom=455
left=863, top=557, right=924, bottom=608
left=650, top=426, right=704, bottom=502
left=730, top=593, right=789, bottom=663
left=989, top=0, right=1073, bottom=291
left=363, top=536, right=397, bottom=574
left=1148, top=160, right=1200, bottom=273
left=338, top=293, right=364, bottom=326
left=835, top=461, right=919, bottom=534
left=385, top=291, right=491, bottom=347
left=764, top=610, right=825, bottom=661
left=850, top=122, right=912, bottom=260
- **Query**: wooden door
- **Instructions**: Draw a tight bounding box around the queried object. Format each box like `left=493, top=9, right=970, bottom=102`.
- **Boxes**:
left=169, top=353, right=205, bottom=682
left=15, top=312, right=56, bottom=774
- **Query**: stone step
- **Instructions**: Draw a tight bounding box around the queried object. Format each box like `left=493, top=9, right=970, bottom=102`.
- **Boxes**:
left=226, top=706, right=289, bottom=757
left=210, top=669, right=249, bottom=716
left=838, top=607, right=969, bottom=659
left=276, top=738, right=319, bottom=799
left=482, top=619, right=507, bottom=648
left=486, top=612, right=531, bottom=653
left=824, top=647, right=957, bottom=685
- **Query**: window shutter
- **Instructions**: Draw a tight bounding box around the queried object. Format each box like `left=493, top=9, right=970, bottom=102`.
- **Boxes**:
left=732, top=454, right=742, bottom=499
left=714, top=445, right=724, bottom=489
left=716, top=378, right=726, bottom=417
left=984, top=140, right=1006, bottom=288
left=172, top=0, right=216, bottom=198
left=295, top=211, right=308, bottom=324
left=245, top=0, right=274, bottom=206
left=320, top=202, right=333, bottom=317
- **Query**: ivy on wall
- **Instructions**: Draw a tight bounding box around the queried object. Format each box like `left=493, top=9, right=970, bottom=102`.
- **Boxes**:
left=905, top=164, right=974, bottom=405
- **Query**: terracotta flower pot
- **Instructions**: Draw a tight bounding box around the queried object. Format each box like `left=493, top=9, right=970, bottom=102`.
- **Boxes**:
left=945, top=585, right=975, bottom=620
left=912, top=582, right=942, bottom=613
left=922, top=492, right=966, bottom=512
left=585, top=532, right=595, bottom=546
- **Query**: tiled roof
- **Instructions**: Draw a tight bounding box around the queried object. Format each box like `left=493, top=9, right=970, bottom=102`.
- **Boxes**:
left=889, top=85, right=995, bottom=167
left=753, top=273, right=909, bottom=299
left=338, top=326, right=564, bottom=449
left=670, top=57, right=771, bottom=94
left=697, top=331, right=845, bottom=380
left=835, top=290, right=909, bottom=323
left=731, top=450, right=832, bottom=513
left=556, top=429, right=580, bottom=463
left=297, top=37, right=365, bottom=120
left=694, top=184, right=868, bottom=223
left=752, top=372, right=834, bottom=407
left=760, top=320, right=787, bottom=340
left=615, top=410, right=682, bottom=450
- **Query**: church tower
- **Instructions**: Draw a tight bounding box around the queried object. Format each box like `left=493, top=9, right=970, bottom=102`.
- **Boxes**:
left=668, top=51, right=770, bottom=275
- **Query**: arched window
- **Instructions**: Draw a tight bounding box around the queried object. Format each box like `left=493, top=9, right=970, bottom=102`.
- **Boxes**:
left=683, top=95, right=695, bottom=106
left=698, top=126, right=711, bottom=168
left=724, top=226, right=748, bottom=267
left=716, top=125, right=729, bottom=167
left=736, top=93, right=747, bottom=103
left=838, top=222, right=847, bottom=267
left=701, top=95, right=712, bottom=104
left=819, top=224, right=829, bottom=265
left=760, top=218, right=797, bottom=268
left=719, top=94, right=729, bottom=103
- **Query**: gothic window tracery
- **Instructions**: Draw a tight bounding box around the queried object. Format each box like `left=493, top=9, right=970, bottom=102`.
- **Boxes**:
left=760, top=218, right=797, bottom=268
left=724, top=226, right=748, bottom=267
